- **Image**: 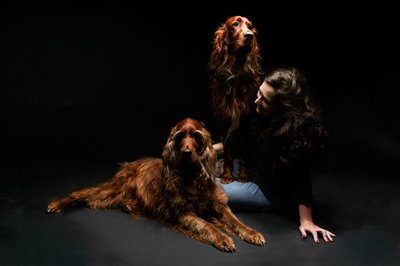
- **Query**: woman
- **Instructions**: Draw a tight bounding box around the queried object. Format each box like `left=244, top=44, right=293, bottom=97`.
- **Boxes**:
left=214, top=67, right=335, bottom=243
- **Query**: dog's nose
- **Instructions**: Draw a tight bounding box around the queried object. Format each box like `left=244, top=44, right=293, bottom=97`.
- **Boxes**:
left=182, top=149, right=192, bottom=158
left=245, top=32, right=253, bottom=41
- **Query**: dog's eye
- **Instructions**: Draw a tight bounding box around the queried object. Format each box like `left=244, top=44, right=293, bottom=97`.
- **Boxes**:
left=231, top=21, right=240, bottom=27
left=174, top=132, right=184, bottom=143
left=192, top=132, right=204, bottom=144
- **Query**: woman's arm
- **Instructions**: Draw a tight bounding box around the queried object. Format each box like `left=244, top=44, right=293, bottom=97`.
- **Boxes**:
left=298, top=204, right=335, bottom=243
left=213, top=142, right=224, bottom=155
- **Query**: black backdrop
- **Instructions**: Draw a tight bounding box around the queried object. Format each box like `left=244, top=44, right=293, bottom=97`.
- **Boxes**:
left=1, top=1, right=399, bottom=181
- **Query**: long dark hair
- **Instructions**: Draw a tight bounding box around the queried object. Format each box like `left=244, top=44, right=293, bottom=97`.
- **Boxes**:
left=256, top=67, right=327, bottom=167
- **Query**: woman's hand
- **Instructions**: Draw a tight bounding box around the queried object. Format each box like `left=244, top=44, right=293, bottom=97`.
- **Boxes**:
left=299, top=220, right=336, bottom=243
left=213, top=142, right=224, bottom=155
left=298, top=204, right=335, bottom=243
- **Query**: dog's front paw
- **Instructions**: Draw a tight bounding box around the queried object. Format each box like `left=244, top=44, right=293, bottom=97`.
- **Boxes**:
left=237, top=165, right=248, bottom=183
left=220, top=176, right=233, bottom=184
left=240, top=230, right=266, bottom=247
left=214, top=235, right=236, bottom=253
left=219, top=173, right=234, bottom=184
left=237, top=174, right=248, bottom=183
left=46, top=202, right=62, bottom=214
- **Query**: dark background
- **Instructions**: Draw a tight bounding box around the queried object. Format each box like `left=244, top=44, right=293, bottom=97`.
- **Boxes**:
left=1, top=2, right=399, bottom=171
left=1, top=1, right=399, bottom=265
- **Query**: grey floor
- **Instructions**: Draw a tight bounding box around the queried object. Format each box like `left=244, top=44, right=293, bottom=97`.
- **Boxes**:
left=1, top=160, right=399, bottom=266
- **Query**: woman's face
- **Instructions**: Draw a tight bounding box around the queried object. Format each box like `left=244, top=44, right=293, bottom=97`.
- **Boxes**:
left=255, top=81, right=276, bottom=117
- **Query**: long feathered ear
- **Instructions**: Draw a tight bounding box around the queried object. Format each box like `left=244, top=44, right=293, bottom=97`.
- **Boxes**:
left=199, top=127, right=217, bottom=181
left=246, top=29, right=263, bottom=75
left=213, top=25, right=227, bottom=53
left=250, top=28, right=260, bottom=55
left=162, top=125, right=178, bottom=171
left=208, top=25, right=229, bottom=71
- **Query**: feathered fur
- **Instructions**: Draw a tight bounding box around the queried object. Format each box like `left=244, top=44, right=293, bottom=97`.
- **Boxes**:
left=46, top=117, right=265, bottom=252
left=208, top=15, right=264, bottom=183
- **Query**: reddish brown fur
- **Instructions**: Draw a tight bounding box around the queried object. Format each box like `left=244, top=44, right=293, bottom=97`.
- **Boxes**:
left=208, top=16, right=264, bottom=184
left=47, top=117, right=265, bottom=252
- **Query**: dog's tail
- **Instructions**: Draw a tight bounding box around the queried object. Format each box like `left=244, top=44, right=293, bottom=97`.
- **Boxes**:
left=46, top=179, right=122, bottom=213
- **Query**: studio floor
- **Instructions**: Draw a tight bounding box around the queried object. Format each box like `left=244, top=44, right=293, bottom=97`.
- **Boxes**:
left=1, top=160, right=399, bottom=266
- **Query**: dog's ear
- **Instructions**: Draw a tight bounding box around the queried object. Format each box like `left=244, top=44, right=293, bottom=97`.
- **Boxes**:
left=163, top=126, right=174, bottom=158
left=208, top=25, right=229, bottom=72
left=250, top=28, right=260, bottom=53
left=213, top=25, right=227, bottom=53
left=199, top=130, right=217, bottom=181
left=242, top=30, right=262, bottom=76
left=197, top=124, right=217, bottom=165
left=162, top=124, right=180, bottom=168
left=168, top=125, right=178, bottom=141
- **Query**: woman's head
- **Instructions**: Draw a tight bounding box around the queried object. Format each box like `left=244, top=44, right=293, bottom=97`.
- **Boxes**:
left=255, top=67, right=311, bottom=118
left=255, top=79, right=276, bottom=116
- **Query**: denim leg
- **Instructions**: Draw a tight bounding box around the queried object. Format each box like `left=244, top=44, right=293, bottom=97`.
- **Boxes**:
left=215, top=159, right=273, bottom=212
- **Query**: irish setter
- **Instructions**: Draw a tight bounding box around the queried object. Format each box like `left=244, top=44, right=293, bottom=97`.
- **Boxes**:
left=46, top=117, right=265, bottom=252
left=208, top=15, right=264, bottom=184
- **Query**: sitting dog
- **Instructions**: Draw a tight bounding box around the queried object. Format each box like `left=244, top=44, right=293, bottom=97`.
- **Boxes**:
left=46, top=117, right=265, bottom=252
left=208, top=15, right=264, bottom=184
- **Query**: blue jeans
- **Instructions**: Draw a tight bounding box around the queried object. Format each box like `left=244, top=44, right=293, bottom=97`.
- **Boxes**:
left=215, top=159, right=273, bottom=212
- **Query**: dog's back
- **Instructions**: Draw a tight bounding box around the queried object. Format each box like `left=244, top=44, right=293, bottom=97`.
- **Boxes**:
left=112, top=157, right=168, bottom=219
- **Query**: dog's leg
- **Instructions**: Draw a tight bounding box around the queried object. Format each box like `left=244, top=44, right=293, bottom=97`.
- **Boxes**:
left=176, top=213, right=236, bottom=252
left=46, top=182, right=121, bottom=213
left=237, top=160, right=248, bottom=183
left=217, top=206, right=265, bottom=247
left=220, top=144, right=234, bottom=184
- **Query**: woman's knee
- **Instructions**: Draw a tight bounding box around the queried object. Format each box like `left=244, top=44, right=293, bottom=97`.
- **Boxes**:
left=216, top=180, right=272, bottom=211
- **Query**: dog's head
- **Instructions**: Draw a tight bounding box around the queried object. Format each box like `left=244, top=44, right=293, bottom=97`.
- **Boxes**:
left=212, top=15, right=258, bottom=54
left=209, top=15, right=261, bottom=73
left=162, top=118, right=216, bottom=178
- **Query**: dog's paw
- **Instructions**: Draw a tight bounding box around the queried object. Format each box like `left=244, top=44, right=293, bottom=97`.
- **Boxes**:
left=219, top=174, right=234, bottom=184
left=237, top=166, right=248, bottom=183
left=237, top=175, right=248, bottom=183
left=214, top=235, right=236, bottom=253
left=46, top=202, right=61, bottom=214
left=241, top=230, right=266, bottom=247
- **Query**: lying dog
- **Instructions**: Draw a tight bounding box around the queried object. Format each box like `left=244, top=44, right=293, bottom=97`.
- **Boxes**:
left=46, top=117, right=265, bottom=252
